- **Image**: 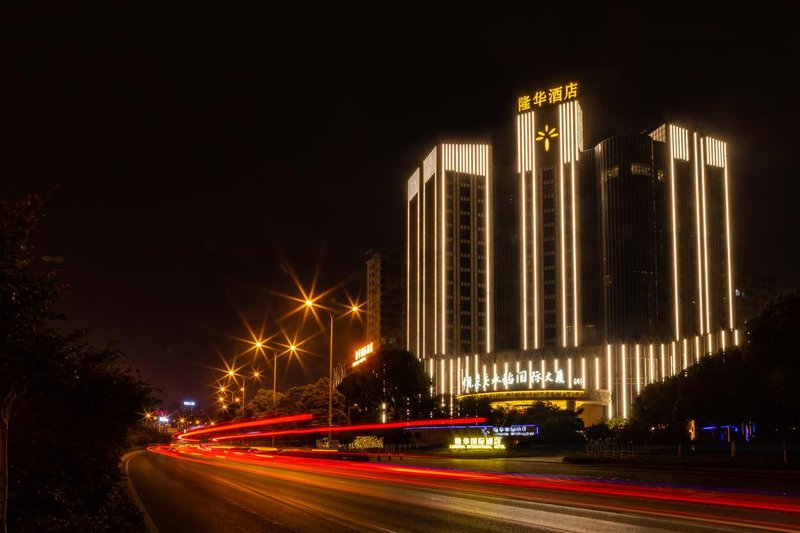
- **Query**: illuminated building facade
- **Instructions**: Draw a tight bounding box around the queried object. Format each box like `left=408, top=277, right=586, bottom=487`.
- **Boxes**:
left=364, top=249, right=404, bottom=347
left=406, top=143, right=494, bottom=367
left=405, top=83, right=738, bottom=420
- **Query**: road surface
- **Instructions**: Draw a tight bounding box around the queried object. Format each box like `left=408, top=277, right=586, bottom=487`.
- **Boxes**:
left=126, top=446, right=800, bottom=532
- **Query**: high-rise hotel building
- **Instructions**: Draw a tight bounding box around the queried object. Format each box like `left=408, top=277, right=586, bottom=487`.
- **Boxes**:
left=406, top=143, right=493, bottom=370
left=405, top=84, right=737, bottom=421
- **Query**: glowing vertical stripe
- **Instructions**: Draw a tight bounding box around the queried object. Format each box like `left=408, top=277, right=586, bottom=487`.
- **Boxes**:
left=569, top=102, right=579, bottom=347
left=493, top=363, right=497, bottom=391
left=407, top=183, right=411, bottom=352
left=420, top=167, right=424, bottom=358
left=448, top=358, right=453, bottom=397
left=568, top=357, right=573, bottom=389
left=457, top=356, right=462, bottom=395
left=693, top=133, right=705, bottom=334
left=440, top=359, right=445, bottom=404
left=700, top=140, right=711, bottom=338
left=722, top=141, right=735, bottom=331
left=594, top=356, right=600, bottom=391
left=635, top=345, right=641, bottom=394
left=519, top=115, right=528, bottom=349
left=482, top=364, right=487, bottom=392
left=531, top=113, right=539, bottom=349
left=669, top=126, right=680, bottom=340
left=606, top=344, right=612, bottom=417
left=660, top=343, right=666, bottom=379
left=440, top=146, right=446, bottom=355
left=541, top=359, right=546, bottom=390
left=648, top=344, right=655, bottom=384
left=580, top=357, right=586, bottom=390
left=671, top=341, right=677, bottom=376
left=621, top=345, right=628, bottom=418
left=417, top=164, right=428, bottom=360
left=734, top=329, right=739, bottom=346
left=429, top=358, right=434, bottom=395
left=559, top=105, right=567, bottom=346
left=721, top=328, right=726, bottom=352
left=682, top=338, right=688, bottom=370
left=485, top=145, right=492, bottom=352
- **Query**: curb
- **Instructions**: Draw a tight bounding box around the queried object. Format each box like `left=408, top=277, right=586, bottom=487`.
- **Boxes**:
left=121, top=449, right=159, bottom=533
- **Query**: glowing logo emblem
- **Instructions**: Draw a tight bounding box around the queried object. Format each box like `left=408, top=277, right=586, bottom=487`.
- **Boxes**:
left=535, top=125, right=558, bottom=152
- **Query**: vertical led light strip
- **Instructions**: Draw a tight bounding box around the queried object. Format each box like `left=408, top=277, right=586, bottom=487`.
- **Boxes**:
left=482, top=363, right=487, bottom=392
left=722, top=140, right=735, bottom=335
left=621, top=345, right=628, bottom=418
left=570, top=102, right=579, bottom=347
left=660, top=343, right=666, bottom=378
left=407, top=172, right=414, bottom=353
left=541, top=359, right=546, bottom=390
left=440, top=145, right=447, bottom=355
left=606, top=345, right=613, bottom=417
left=567, top=358, right=573, bottom=389
left=580, top=357, right=586, bottom=389
left=669, top=125, right=680, bottom=340
left=530, top=113, right=539, bottom=349
left=700, top=139, right=711, bottom=350
left=635, top=344, right=641, bottom=394
left=682, top=338, right=688, bottom=370
left=528, top=360, right=533, bottom=389
left=485, top=145, right=492, bottom=353
left=558, top=105, right=568, bottom=346
left=648, top=344, right=655, bottom=384
left=493, top=362, right=497, bottom=391
left=423, top=158, right=428, bottom=359
left=693, top=133, right=705, bottom=335
left=594, top=356, right=600, bottom=391
left=503, top=362, right=509, bottom=390
left=457, top=356, right=462, bottom=395
left=519, top=114, right=528, bottom=350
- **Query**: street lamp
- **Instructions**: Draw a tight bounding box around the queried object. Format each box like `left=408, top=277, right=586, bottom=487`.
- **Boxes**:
left=305, top=299, right=362, bottom=447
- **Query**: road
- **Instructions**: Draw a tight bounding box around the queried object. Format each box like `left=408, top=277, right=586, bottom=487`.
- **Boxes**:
left=127, top=446, right=800, bottom=532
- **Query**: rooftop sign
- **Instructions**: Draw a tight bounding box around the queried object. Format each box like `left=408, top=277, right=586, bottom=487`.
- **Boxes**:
left=518, top=82, right=578, bottom=112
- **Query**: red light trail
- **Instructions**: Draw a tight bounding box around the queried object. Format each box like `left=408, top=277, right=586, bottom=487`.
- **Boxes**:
left=175, top=413, right=314, bottom=441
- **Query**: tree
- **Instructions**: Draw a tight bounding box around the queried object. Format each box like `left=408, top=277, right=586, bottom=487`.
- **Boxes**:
left=1, top=193, right=155, bottom=531
left=280, top=378, right=347, bottom=425
left=246, top=388, right=284, bottom=417
left=337, top=346, right=431, bottom=422
left=0, top=194, right=62, bottom=532
left=744, top=290, right=800, bottom=462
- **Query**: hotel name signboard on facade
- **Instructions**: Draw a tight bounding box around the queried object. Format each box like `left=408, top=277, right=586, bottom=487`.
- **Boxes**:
left=517, top=82, right=579, bottom=112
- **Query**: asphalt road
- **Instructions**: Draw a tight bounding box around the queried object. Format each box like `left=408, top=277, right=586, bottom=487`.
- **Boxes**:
left=127, top=448, right=800, bottom=532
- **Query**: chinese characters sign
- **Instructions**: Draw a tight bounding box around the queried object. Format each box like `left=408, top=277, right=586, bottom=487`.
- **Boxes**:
left=450, top=437, right=505, bottom=450
left=352, top=342, right=374, bottom=367
left=518, top=82, right=579, bottom=112
left=461, top=369, right=584, bottom=391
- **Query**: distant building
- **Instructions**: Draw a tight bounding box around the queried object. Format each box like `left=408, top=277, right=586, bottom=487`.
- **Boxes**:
left=365, top=250, right=404, bottom=347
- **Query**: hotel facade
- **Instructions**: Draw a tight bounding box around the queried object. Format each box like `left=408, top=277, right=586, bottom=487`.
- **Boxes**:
left=406, top=84, right=737, bottom=423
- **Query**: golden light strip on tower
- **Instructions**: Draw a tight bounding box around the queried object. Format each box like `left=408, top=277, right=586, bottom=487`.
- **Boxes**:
left=570, top=102, right=579, bottom=347
left=531, top=113, right=539, bottom=349
left=700, top=139, right=711, bottom=353
left=668, top=125, right=680, bottom=340
left=440, top=145, right=447, bottom=355
left=423, top=153, right=429, bottom=358
left=581, top=356, right=586, bottom=390
left=485, top=145, right=492, bottom=352
left=594, top=355, right=600, bottom=391
left=721, top=140, right=735, bottom=336
left=528, top=359, right=533, bottom=389
left=457, top=356, right=461, bottom=395
left=519, top=114, right=528, bottom=350
left=558, top=105, right=568, bottom=346
left=693, top=133, right=705, bottom=334
left=621, top=344, right=628, bottom=419
left=682, top=338, right=688, bottom=370
left=660, top=343, right=666, bottom=378
left=567, top=357, right=573, bottom=389
left=606, top=344, right=613, bottom=417
left=648, top=344, right=655, bottom=384
left=541, top=359, right=546, bottom=390
left=635, top=344, right=641, bottom=394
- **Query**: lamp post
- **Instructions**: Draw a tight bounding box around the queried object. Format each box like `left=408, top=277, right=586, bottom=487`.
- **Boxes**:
left=305, top=299, right=361, bottom=447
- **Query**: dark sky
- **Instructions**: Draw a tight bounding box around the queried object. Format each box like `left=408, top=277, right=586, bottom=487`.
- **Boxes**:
left=2, top=2, right=797, bottom=409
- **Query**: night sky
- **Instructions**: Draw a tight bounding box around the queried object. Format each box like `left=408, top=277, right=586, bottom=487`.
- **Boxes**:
left=2, top=2, right=797, bottom=408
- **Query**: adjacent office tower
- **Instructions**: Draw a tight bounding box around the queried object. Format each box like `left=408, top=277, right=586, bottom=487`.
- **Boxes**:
left=649, top=124, right=737, bottom=349
left=364, top=249, right=404, bottom=347
left=406, top=143, right=494, bottom=360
